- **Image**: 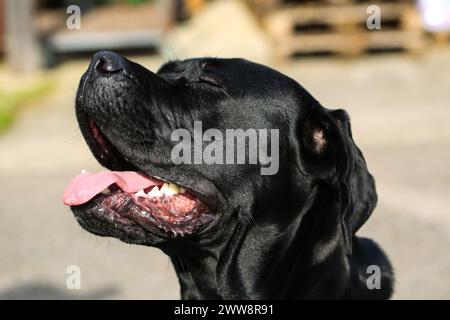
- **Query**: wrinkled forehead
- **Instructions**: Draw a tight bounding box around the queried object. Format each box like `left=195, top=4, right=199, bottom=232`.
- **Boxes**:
left=158, top=58, right=300, bottom=99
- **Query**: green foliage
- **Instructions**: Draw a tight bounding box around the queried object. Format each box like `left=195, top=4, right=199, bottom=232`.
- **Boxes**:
left=0, top=80, right=55, bottom=132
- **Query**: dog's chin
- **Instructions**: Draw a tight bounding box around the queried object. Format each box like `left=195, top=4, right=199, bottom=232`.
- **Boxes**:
left=71, top=188, right=216, bottom=246
left=72, top=201, right=163, bottom=246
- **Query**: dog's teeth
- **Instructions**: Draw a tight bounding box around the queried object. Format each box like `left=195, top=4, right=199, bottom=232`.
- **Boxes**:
left=169, top=183, right=181, bottom=194
left=179, top=187, right=186, bottom=193
left=81, top=169, right=86, bottom=174
left=136, top=189, right=147, bottom=198
left=147, top=186, right=163, bottom=198
left=160, top=183, right=172, bottom=195
left=101, top=187, right=111, bottom=195
left=160, top=182, right=180, bottom=196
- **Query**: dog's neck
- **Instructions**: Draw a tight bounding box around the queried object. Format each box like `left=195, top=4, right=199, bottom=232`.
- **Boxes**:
left=168, top=246, right=222, bottom=299
left=163, top=203, right=344, bottom=299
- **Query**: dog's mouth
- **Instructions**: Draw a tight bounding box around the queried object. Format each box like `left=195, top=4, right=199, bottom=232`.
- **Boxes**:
left=63, top=117, right=216, bottom=238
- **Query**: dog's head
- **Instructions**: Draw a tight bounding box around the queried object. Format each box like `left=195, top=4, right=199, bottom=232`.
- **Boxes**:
left=65, top=51, right=376, bottom=253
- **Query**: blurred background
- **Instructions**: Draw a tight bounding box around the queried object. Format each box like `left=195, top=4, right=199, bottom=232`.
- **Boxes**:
left=0, top=0, right=449, bottom=299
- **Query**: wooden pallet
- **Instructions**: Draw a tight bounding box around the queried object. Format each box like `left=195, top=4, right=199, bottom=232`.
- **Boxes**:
left=282, top=0, right=415, bottom=5
left=245, top=0, right=416, bottom=14
left=262, top=1, right=424, bottom=58
left=431, top=31, right=450, bottom=47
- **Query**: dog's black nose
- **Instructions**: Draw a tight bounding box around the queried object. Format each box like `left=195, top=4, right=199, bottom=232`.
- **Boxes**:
left=92, top=51, right=126, bottom=74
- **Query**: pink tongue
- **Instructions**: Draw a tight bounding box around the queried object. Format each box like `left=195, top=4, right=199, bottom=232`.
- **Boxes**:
left=63, top=171, right=162, bottom=206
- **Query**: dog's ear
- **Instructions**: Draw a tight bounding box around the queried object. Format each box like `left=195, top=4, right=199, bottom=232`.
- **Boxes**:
left=298, top=106, right=377, bottom=255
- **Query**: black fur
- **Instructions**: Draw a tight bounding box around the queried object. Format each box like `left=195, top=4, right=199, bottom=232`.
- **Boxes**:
left=72, top=51, right=394, bottom=299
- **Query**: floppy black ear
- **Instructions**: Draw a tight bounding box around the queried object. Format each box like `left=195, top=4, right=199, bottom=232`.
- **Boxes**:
left=299, top=106, right=377, bottom=255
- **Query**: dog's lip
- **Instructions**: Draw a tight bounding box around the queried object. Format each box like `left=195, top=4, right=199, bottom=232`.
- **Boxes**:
left=87, top=188, right=216, bottom=238
left=72, top=192, right=220, bottom=240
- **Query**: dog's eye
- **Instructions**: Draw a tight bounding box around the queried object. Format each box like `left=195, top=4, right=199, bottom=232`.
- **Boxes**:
left=198, top=75, right=223, bottom=89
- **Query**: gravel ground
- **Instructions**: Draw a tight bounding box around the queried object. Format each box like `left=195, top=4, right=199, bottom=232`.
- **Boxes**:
left=0, top=0, right=449, bottom=300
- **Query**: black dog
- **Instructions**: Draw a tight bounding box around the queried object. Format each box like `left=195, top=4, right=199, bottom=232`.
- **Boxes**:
left=64, top=51, right=394, bottom=299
